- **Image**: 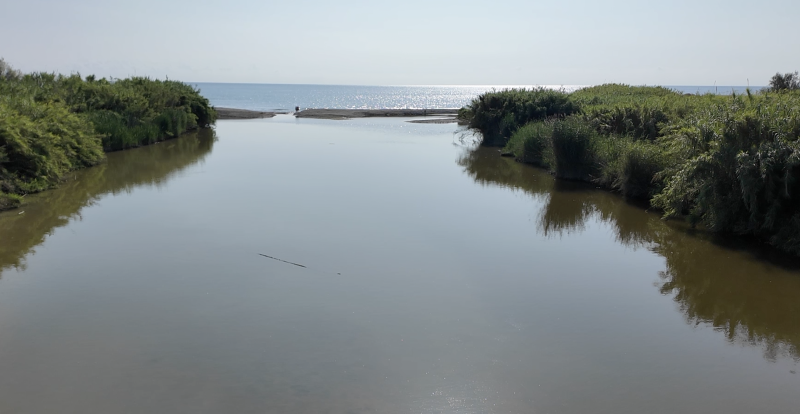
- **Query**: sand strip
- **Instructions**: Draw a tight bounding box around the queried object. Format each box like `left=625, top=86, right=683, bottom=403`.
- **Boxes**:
left=294, top=108, right=459, bottom=120
left=215, top=107, right=284, bottom=119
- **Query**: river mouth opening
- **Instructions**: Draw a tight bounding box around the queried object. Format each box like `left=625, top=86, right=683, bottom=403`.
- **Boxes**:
left=1, top=117, right=798, bottom=414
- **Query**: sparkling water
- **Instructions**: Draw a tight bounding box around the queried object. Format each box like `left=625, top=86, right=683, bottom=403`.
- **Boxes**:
left=192, top=83, right=761, bottom=112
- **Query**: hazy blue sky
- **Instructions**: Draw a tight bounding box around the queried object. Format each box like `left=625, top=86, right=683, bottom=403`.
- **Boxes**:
left=1, top=0, right=797, bottom=85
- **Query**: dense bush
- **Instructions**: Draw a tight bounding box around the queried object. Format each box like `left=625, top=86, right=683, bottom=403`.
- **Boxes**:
left=463, top=78, right=800, bottom=255
left=0, top=59, right=216, bottom=208
left=0, top=99, right=104, bottom=195
left=459, top=88, right=578, bottom=146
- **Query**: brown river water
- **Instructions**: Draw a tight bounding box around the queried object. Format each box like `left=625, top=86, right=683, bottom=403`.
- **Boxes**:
left=0, top=117, right=798, bottom=413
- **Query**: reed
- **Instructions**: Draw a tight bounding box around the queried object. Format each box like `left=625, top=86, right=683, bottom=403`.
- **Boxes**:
left=504, top=121, right=554, bottom=167
left=550, top=116, right=599, bottom=181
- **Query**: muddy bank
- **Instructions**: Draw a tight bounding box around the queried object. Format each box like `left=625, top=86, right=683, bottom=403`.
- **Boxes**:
left=294, top=108, right=459, bottom=120
left=215, top=107, right=285, bottom=119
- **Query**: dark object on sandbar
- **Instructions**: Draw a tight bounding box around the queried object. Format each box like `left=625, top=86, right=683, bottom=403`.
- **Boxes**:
left=295, top=106, right=300, bottom=111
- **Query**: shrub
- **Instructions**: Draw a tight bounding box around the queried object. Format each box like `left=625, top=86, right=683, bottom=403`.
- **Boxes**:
left=0, top=100, right=104, bottom=193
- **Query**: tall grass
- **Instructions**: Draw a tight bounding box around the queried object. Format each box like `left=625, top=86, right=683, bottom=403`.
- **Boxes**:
left=550, top=117, right=599, bottom=181
left=504, top=121, right=554, bottom=167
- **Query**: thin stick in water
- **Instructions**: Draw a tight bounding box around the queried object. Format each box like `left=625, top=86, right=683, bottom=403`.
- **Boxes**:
left=258, top=254, right=307, bottom=268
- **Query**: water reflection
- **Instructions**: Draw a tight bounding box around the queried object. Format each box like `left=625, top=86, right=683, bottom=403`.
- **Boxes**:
left=0, top=129, right=216, bottom=274
left=458, top=146, right=800, bottom=362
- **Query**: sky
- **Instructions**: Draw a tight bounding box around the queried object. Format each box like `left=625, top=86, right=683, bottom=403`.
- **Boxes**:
left=1, top=0, right=798, bottom=85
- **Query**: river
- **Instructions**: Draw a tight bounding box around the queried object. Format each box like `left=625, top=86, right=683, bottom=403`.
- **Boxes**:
left=0, top=116, right=798, bottom=413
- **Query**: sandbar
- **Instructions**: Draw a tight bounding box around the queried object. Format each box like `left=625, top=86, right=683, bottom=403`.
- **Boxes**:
left=215, top=107, right=283, bottom=119
left=294, top=108, right=459, bottom=120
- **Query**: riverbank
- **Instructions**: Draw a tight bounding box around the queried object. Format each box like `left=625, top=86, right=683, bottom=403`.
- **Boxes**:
left=459, top=81, right=800, bottom=255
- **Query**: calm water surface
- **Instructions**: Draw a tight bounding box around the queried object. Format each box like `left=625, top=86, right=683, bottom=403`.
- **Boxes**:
left=0, top=117, right=798, bottom=414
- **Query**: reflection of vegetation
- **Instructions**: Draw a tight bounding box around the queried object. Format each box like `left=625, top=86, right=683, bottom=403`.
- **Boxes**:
left=654, top=233, right=800, bottom=362
left=0, top=129, right=215, bottom=273
left=457, top=146, right=552, bottom=196
left=537, top=181, right=627, bottom=238
left=459, top=145, right=800, bottom=361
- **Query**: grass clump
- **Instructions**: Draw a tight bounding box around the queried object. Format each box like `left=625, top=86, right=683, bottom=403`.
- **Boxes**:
left=504, top=121, right=554, bottom=167
left=594, top=137, right=668, bottom=199
left=0, top=58, right=216, bottom=210
left=550, top=117, right=599, bottom=181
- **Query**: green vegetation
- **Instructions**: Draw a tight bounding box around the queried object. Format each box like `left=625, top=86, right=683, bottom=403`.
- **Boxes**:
left=458, top=88, right=579, bottom=146
left=459, top=75, right=800, bottom=255
left=0, top=59, right=216, bottom=210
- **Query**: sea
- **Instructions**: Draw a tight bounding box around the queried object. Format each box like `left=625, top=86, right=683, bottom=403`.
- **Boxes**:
left=192, top=83, right=760, bottom=112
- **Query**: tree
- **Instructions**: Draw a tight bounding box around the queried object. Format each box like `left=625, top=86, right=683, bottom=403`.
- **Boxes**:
left=0, top=58, right=22, bottom=81
left=768, top=71, right=800, bottom=92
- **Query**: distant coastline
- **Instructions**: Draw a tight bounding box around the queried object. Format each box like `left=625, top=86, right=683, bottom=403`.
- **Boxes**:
left=195, top=83, right=763, bottom=114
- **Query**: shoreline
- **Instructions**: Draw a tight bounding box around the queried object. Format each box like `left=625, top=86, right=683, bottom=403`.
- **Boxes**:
left=216, top=107, right=464, bottom=123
